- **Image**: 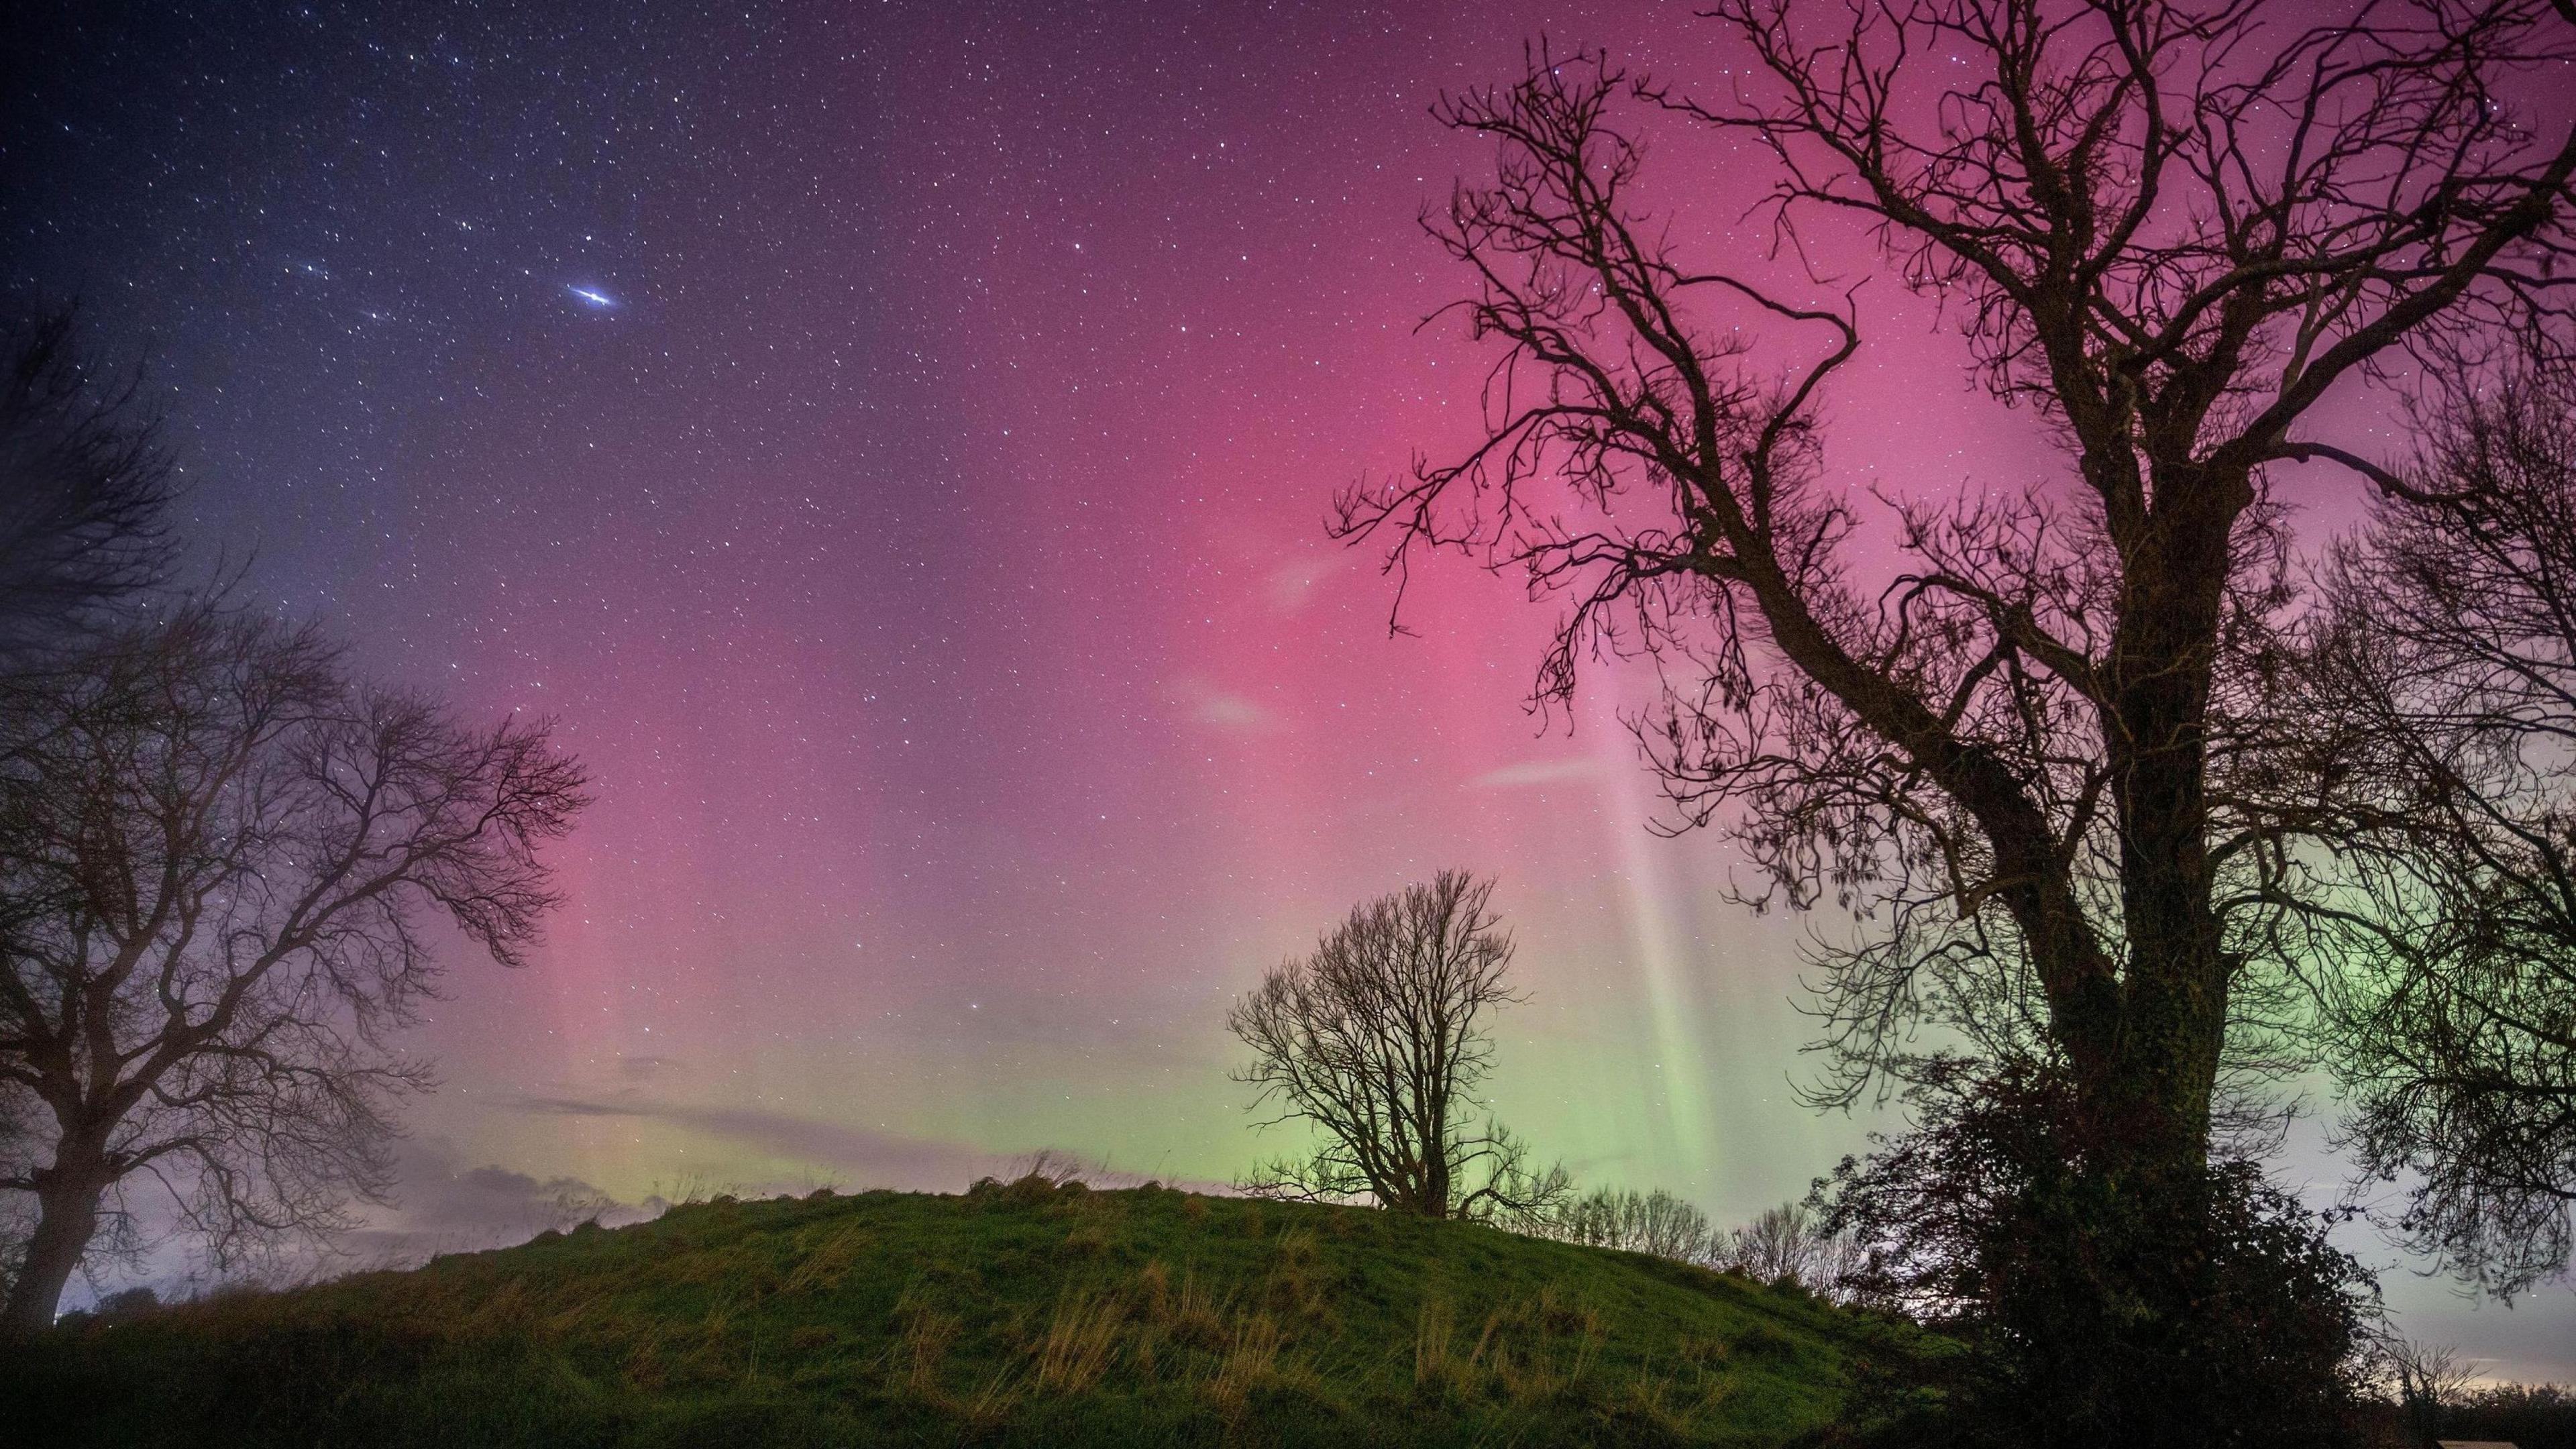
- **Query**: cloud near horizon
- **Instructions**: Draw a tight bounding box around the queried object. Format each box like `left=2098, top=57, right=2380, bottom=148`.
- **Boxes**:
left=513, top=1095, right=1014, bottom=1193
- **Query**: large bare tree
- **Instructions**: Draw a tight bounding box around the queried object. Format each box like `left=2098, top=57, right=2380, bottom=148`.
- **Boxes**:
left=0, top=606, right=588, bottom=1333
left=1334, top=0, right=2576, bottom=1408
left=1228, top=870, right=1564, bottom=1219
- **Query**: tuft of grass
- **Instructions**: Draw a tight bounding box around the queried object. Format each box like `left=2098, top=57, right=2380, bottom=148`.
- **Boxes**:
left=1034, top=1289, right=1125, bottom=1393
left=1207, top=1311, right=1283, bottom=1410
left=1150, top=1264, right=1230, bottom=1354
left=1413, top=1294, right=1460, bottom=1396
left=783, top=1220, right=873, bottom=1293
left=890, top=1286, right=961, bottom=1399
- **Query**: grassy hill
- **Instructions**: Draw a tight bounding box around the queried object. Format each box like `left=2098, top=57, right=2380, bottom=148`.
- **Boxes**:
left=2, top=1176, right=1909, bottom=1447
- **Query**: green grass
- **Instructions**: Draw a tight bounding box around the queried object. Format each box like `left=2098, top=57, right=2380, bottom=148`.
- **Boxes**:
left=1, top=1177, right=1911, bottom=1447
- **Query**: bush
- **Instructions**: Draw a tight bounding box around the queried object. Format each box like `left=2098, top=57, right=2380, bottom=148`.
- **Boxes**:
left=1814, top=1059, right=2381, bottom=1448
left=94, top=1288, right=160, bottom=1322
left=2440, top=1382, right=2576, bottom=1449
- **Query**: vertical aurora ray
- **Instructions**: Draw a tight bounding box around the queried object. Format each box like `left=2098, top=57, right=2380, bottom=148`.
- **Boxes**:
left=1589, top=673, right=1717, bottom=1183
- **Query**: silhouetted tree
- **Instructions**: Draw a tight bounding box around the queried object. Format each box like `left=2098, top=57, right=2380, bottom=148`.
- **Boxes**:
left=1717, top=1201, right=1863, bottom=1301
left=2304, top=364, right=2576, bottom=1295
left=1538, top=1185, right=1717, bottom=1263
left=0, top=606, right=588, bottom=1334
left=0, top=312, right=177, bottom=664
left=1340, top=5, right=2576, bottom=1432
left=1228, top=870, right=1567, bottom=1219
left=2376, top=1335, right=2477, bottom=1449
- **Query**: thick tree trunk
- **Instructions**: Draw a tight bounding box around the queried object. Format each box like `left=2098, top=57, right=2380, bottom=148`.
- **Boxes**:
left=1, top=1147, right=109, bottom=1337
left=2089, top=458, right=2247, bottom=1182
left=2006, top=455, right=2248, bottom=1446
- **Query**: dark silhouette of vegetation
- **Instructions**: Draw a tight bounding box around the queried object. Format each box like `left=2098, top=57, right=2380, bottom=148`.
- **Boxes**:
left=2376, top=1335, right=2479, bottom=1449
left=1812, top=1059, right=2381, bottom=1448
left=1534, top=1185, right=1716, bottom=1264
left=1338, top=3, right=2576, bottom=1434
left=1228, top=871, right=1568, bottom=1221
left=0, top=311, right=178, bottom=667
left=2302, top=364, right=2576, bottom=1297
left=1716, top=1203, right=1863, bottom=1304
left=2404, top=1379, right=2576, bottom=1449
left=0, top=607, right=589, bottom=1334
left=1519, top=1187, right=1868, bottom=1306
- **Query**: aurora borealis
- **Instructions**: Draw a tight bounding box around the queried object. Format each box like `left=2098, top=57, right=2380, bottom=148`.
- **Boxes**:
left=6, top=0, right=2569, bottom=1376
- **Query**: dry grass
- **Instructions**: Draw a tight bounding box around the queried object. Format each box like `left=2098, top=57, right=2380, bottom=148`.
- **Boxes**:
left=890, top=1289, right=961, bottom=1398
left=1415, top=1295, right=1463, bottom=1395
left=1034, top=1289, right=1125, bottom=1393
left=784, top=1221, right=873, bottom=1294
left=959, top=1364, right=1025, bottom=1431
left=1207, top=1312, right=1283, bottom=1409
left=1414, top=1285, right=1611, bottom=1406
left=1143, top=1263, right=1230, bottom=1352
left=1265, top=1229, right=1336, bottom=1323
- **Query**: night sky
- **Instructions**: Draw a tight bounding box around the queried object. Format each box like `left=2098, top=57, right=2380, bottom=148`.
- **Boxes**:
left=6, top=0, right=2569, bottom=1375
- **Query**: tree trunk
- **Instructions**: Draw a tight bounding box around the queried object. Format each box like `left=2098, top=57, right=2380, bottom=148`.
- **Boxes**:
left=1, top=1146, right=109, bottom=1337
left=2091, top=455, right=2246, bottom=1182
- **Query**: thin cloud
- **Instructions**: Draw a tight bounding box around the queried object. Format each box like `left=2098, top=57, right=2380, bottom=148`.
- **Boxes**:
left=513, top=1095, right=1010, bottom=1192
left=1470, top=756, right=1606, bottom=789
left=1266, top=553, right=1348, bottom=612
left=1168, top=677, right=1279, bottom=732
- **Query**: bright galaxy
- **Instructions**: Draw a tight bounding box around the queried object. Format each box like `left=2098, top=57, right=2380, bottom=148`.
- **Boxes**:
left=7, top=0, right=2569, bottom=1380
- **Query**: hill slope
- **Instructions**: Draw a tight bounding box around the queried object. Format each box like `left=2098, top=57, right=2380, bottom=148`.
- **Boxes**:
left=3, top=1177, right=1901, bottom=1447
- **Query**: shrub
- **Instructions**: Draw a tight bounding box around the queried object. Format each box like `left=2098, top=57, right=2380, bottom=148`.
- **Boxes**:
left=94, top=1287, right=161, bottom=1322
left=2432, top=1381, right=2576, bottom=1449
left=1815, top=1059, right=2381, bottom=1448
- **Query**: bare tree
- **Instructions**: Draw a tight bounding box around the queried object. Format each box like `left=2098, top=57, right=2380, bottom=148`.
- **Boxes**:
left=1339, top=3, right=2576, bottom=1413
left=1228, top=870, right=1567, bottom=1219
left=0, top=606, right=588, bottom=1333
left=1336, top=2, right=2576, bottom=1418
left=2374, top=1334, right=2477, bottom=1446
left=0, top=311, right=178, bottom=664
left=2304, top=365, right=2576, bottom=1295
left=1717, top=1201, right=1865, bottom=1300
left=1536, top=1185, right=1719, bottom=1263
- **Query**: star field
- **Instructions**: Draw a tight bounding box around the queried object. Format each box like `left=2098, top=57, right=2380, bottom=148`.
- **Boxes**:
left=5, top=0, right=2567, bottom=1374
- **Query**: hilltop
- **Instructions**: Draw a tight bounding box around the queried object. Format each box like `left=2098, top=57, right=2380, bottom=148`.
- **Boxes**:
left=1, top=1175, right=1909, bottom=1447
